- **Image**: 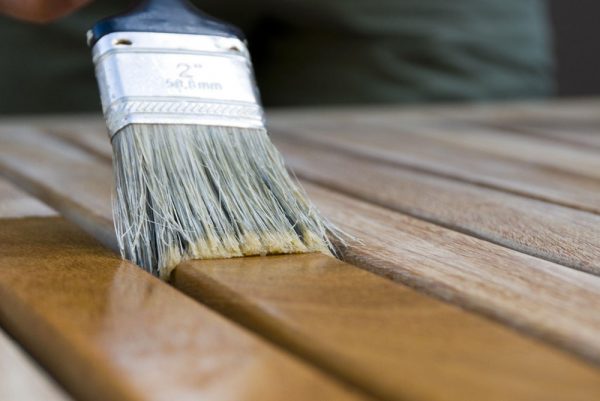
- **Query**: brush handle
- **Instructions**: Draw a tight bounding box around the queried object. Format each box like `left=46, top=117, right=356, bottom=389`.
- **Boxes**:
left=89, top=0, right=242, bottom=46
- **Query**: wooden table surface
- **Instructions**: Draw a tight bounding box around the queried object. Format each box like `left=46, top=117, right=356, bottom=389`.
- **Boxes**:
left=0, top=97, right=599, bottom=401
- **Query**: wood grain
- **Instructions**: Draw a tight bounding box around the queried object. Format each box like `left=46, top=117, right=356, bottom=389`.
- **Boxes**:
left=268, top=112, right=600, bottom=214
left=0, top=175, right=367, bottom=401
left=0, top=328, right=72, bottom=401
left=174, top=254, right=600, bottom=401
left=3, top=119, right=600, bottom=400
left=0, top=180, right=68, bottom=401
left=301, top=183, right=600, bottom=364
left=271, top=137, right=600, bottom=276
left=0, top=217, right=368, bottom=401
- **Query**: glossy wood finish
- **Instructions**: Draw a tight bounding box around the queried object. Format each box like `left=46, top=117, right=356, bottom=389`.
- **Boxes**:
left=0, top=180, right=70, bottom=400
left=3, top=116, right=600, bottom=400
left=10, top=116, right=600, bottom=361
left=0, top=177, right=367, bottom=401
left=0, top=328, right=72, bottom=401
left=0, top=217, right=368, bottom=401
left=2, top=101, right=600, bottom=400
left=174, top=254, right=600, bottom=401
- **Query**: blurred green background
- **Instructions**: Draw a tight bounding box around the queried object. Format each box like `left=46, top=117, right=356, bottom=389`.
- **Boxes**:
left=0, top=0, right=574, bottom=114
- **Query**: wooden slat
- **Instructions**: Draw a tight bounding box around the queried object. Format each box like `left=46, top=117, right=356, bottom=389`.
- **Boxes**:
left=0, top=325, right=72, bottom=401
left=268, top=112, right=600, bottom=214
left=3, top=120, right=600, bottom=400
left=43, top=117, right=112, bottom=162
left=0, top=178, right=70, bottom=401
left=0, top=180, right=71, bottom=401
left=174, top=255, right=600, bottom=401
left=199, top=110, right=600, bottom=364
left=271, top=137, right=600, bottom=276
left=0, top=168, right=367, bottom=401
left=429, top=97, right=600, bottom=123
left=0, top=178, right=64, bottom=401
left=427, top=98, right=600, bottom=149
left=362, top=119, right=600, bottom=180
left=0, top=126, right=116, bottom=250
left=302, top=183, right=600, bottom=362
left=43, top=116, right=113, bottom=161
left=491, top=120, right=600, bottom=150
left=436, top=97, right=600, bottom=120
left=0, top=217, right=368, bottom=401
left=464, top=116, right=600, bottom=151
left=0, top=178, right=55, bottom=218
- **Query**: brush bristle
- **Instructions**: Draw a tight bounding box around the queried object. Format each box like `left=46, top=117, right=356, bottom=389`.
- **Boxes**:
left=111, top=124, right=336, bottom=279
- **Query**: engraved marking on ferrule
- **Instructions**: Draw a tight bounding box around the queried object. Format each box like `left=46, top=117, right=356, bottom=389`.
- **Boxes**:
left=92, top=32, right=264, bottom=137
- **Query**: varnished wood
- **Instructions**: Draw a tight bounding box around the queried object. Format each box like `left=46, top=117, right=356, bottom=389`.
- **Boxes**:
left=3, top=119, right=600, bottom=400
left=0, top=217, right=368, bottom=401
left=0, top=179, right=70, bottom=401
left=174, top=254, right=600, bottom=401
left=0, top=328, right=72, bottom=401
left=272, top=137, right=600, bottom=276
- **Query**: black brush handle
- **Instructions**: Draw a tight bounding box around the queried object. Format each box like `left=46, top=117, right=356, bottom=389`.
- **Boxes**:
left=89, top=0, right=243, bottom=46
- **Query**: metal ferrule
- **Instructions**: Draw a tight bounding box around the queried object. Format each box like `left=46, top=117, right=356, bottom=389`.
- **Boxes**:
left=91, top=32, right=266, bottom=138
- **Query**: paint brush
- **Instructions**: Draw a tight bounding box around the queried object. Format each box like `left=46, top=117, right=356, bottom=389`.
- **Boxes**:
left=88, top=0, right=336, bottom=279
